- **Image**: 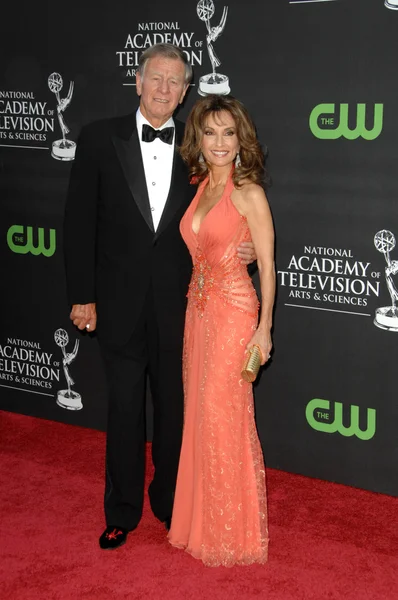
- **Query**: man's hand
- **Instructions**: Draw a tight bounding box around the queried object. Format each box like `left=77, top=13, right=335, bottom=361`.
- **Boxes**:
left=237, top=241, right=257, bottom=265
left=70, top=303, right=97, bottom=332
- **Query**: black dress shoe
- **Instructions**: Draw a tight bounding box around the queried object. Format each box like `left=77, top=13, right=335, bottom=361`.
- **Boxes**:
left=99, top=526, right=128, bottom=550
left=164, top=517, right=171, bottom=531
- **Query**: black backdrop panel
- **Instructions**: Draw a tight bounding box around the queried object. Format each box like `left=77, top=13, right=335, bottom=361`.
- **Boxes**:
left=1, top=0, right=397, bottom=495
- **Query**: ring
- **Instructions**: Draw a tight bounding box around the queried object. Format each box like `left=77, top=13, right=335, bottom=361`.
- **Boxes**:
left=86, top=324, right=90, bottom=329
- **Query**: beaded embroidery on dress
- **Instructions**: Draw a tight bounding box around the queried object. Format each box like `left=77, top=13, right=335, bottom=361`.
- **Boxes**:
left=168, top=171, right=269, bottom=567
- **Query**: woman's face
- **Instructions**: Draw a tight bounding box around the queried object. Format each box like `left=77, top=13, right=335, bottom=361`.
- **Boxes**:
left=200, top=111, right=240, bottom=169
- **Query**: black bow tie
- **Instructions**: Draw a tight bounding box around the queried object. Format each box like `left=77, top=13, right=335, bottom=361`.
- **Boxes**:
left=142, top=124, right=174, bottom=145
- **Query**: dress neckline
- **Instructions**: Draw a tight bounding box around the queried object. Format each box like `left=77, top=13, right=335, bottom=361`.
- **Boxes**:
left=191, top=169, right=235, bottom=236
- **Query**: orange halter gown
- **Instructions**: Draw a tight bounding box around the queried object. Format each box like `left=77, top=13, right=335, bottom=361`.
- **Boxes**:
left=168, top=171, right=269, bottom=567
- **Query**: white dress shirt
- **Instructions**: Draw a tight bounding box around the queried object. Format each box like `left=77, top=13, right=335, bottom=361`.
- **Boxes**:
left=136, top=108, right=175, bottom=231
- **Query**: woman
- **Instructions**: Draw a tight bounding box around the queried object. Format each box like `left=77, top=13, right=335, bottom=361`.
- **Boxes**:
left=168, top=95, right=275, bottom=567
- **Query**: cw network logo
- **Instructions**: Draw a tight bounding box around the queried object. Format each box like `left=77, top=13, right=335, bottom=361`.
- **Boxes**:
left=7, top=225, right=56, bottom=257
left=306, top=399, right=376, bottom=441
left=309, top=103, right=383, bottom=140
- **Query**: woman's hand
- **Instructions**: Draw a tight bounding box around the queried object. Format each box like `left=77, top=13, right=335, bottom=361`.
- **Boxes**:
left=246, top=327, right=272, bottom=365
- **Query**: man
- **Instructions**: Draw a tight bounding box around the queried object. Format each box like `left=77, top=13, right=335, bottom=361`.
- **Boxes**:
left=64, top=44, right=255, bottom=550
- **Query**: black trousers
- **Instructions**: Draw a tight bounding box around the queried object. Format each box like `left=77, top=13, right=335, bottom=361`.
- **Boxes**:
left=99, top=290, right=185, bottom=530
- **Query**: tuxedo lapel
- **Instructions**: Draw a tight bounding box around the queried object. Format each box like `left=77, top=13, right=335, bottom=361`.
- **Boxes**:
left=155, top=122, right=188, bottom=240
left=112, top=124, right=154, bottom=233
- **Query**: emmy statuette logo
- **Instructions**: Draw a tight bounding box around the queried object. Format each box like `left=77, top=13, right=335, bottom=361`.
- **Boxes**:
left=373, top=230, right=398, bottom=332
left=54, top=329, right=82, bottom=410
left=306, top=399, right=376, bottom=441
left=197, top=0, right=230, bottom=96
left=48, top=73, right=76, bottom=161
left=385, top=0, right=398, bottom=9
left=309, top=104, right=383, bottom=140
left=7, top=225, right=56, bottom=257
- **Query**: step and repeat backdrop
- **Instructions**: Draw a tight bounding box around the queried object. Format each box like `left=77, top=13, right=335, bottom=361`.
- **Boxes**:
left=1, top=0, right=397, bottom=495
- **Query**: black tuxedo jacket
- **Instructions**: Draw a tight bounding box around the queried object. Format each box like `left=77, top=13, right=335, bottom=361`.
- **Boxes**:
left=64, top=113, right=196, bottom=345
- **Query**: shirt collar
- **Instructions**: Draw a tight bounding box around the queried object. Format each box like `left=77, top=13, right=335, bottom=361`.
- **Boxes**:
left=136, top=108, right=174, bottom=139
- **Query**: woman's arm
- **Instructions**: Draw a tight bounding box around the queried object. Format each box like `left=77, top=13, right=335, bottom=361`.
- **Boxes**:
left=233, top=183, right=276, bottom=363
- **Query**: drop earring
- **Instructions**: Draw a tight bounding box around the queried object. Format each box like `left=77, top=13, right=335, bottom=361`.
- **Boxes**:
left=235, top=152, right=241, bottom=167
left=199, top=153, right=205, bottom=163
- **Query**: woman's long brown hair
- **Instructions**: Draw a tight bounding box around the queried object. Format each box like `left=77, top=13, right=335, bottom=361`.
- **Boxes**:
left=180, top=95, right=267, bottom=188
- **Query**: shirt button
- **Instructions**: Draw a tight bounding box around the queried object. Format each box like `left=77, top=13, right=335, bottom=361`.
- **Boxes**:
left=151, top=206, right=155, bottom=211
left=152, top=182, right=156, bottom=186
left=153, top=156, right=157, bottom=160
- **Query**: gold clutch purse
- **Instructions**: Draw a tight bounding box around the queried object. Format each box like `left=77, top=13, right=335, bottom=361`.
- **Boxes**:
left=241, top=345, right=263, bottom=383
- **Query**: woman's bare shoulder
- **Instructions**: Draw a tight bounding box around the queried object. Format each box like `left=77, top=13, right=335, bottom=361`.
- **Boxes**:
left=233, top=180, right=267, bottom=205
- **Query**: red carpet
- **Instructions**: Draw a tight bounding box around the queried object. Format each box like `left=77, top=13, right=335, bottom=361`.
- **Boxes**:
left=0, top=411, right=397, bottom=600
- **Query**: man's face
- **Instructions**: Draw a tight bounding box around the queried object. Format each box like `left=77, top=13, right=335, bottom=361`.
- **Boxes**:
left=136, top=56, right=189, bottom=128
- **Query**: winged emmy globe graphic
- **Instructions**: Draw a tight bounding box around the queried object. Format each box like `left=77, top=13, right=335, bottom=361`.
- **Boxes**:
left=54, top=328, right=83, bottom=409
left=385, top=0, right=398, bottom=10
left=48, top=72, right=76, bottom=161
left=197, top=0, right=231, bottom=96
left=373, top=230, right=398, bottom=331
